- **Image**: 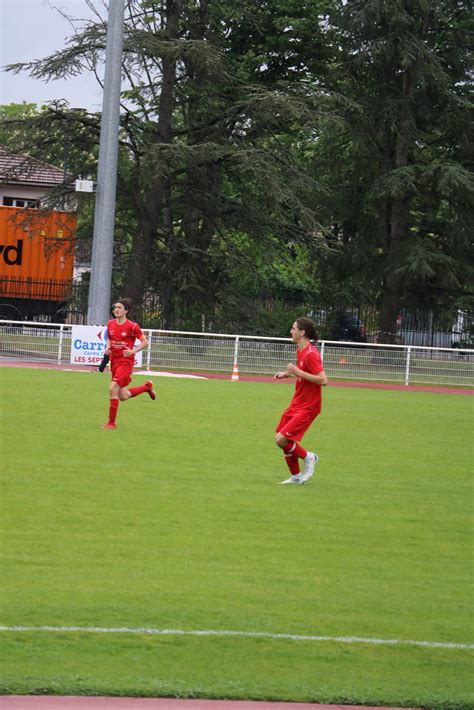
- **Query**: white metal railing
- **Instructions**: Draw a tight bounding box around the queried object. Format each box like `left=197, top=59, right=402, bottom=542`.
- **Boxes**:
left=0, top=320, right=473, bottom=388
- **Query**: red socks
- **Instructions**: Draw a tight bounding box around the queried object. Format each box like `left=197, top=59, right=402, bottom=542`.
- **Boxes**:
left=105, top=382, right=154, bottom=427
left=284, top=452, right=300, bottom=475
left=108, top=398, right=119, bottom=424
left=283, top=441, right=308, bottom=475
left=128, top=383, right=149, bottom=398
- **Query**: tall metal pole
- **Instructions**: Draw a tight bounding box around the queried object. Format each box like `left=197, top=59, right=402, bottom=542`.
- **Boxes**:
left=87, top=0, right=126, bottom=324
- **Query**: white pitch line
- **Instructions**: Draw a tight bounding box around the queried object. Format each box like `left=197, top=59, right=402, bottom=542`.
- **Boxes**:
left=136, top=370, right=207, bottom=379
left=0, top=626, right=472, bottom=650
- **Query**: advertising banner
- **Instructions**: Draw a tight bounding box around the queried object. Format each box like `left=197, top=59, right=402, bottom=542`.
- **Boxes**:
left=70, top=325, right=143, bottom=367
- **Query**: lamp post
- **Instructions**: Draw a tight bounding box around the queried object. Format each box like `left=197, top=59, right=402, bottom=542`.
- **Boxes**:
left=87, top=0, right=126, bottom=324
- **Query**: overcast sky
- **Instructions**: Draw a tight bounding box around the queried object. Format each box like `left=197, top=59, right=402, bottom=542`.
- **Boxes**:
left=0, top=0, right=105, bottom=111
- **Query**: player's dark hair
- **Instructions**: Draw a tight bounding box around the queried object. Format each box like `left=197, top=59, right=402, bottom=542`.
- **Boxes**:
left=295, top=317, right=319, bottom=342
left=113, top=298, right=131, bottom=313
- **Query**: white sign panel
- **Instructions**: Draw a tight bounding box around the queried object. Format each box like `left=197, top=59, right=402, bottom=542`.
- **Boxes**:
left=75, top=179, right=95, bottom=192
left=70, top=325, right=143, bottom=367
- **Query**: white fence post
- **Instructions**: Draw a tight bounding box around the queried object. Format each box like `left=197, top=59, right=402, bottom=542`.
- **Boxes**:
left=232, top=336, right=240, bottom=380
left=146, top=330, right=152, bottom=369
left=320, top=340, right=325, bottom=362
left=405, top=346, right=412, bottom=386
left=58, top=324, right=64, bottom=365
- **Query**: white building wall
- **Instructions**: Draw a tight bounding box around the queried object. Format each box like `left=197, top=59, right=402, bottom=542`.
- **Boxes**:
left=0, top=185, right=52, bottom=202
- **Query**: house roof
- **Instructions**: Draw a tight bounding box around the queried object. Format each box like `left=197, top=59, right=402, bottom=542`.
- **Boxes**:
left=0, top=144, right=66, bottom=187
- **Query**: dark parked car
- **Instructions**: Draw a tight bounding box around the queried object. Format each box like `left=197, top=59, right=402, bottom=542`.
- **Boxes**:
left=331, top=313, right=368, bottom=343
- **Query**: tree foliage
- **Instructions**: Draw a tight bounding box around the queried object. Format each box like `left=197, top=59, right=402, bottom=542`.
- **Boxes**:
left=320, top=0, right=474, bottom=340
left=2, top=0, right=472, bottom=337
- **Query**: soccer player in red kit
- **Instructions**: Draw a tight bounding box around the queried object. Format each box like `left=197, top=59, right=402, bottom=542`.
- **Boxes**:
left=274, top=317, right=327, bottom=484
left=101, top=299, right=156, bottom=429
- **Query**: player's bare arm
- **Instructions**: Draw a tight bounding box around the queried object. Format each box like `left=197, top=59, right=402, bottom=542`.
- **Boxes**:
left=274, top=370, right=292, bottom=379
left=123, top=334, right=149, bottom=358
left=287, top=362, right=328, bottom=385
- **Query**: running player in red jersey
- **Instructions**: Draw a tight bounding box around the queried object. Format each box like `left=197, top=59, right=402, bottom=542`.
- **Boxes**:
left=101, top=299, right=156, bottom=429
left=274, top=317, right=327, bottom=484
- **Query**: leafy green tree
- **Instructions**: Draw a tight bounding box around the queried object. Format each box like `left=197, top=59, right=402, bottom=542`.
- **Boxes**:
left=7, top=0, right=470, bottom=339
left=0, top=103, right=39, bottom=144
left=322, top=0, right=474, bottom=340
left=5, top=0, right=334, bottom=329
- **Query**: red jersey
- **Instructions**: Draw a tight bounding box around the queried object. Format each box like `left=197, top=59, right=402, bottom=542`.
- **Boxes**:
left=107, top=318, right=144, bottom=360
left=288, top=342, right=324, bottom=414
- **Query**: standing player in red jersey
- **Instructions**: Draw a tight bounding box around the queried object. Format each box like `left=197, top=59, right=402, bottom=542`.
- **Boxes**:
left=274, top=317, right=328, bottom=484
left=101, top=299, right=156, bottom=429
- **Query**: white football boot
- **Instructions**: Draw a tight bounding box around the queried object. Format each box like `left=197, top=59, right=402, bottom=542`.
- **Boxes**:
left=301, top=452, right=318, bottom=483
left=279, top=473, right=303, bottom=485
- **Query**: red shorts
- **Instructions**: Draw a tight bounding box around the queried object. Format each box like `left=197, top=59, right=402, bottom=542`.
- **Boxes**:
left=111, top=358, right=133, bottom=388
left=276, top=408, right=318, bottom=442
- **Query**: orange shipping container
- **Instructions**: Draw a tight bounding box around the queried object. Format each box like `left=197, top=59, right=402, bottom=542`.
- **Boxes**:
left=0, top=206, right=76, bottom=301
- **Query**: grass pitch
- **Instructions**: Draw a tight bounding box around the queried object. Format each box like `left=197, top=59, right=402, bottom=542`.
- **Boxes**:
left=0, top=367, right=473, bottom=707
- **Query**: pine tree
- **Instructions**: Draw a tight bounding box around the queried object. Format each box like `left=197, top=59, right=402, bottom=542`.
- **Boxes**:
left=327, top=0, right=473, bottom=340
left=6, top=0, right=333, bottom=327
